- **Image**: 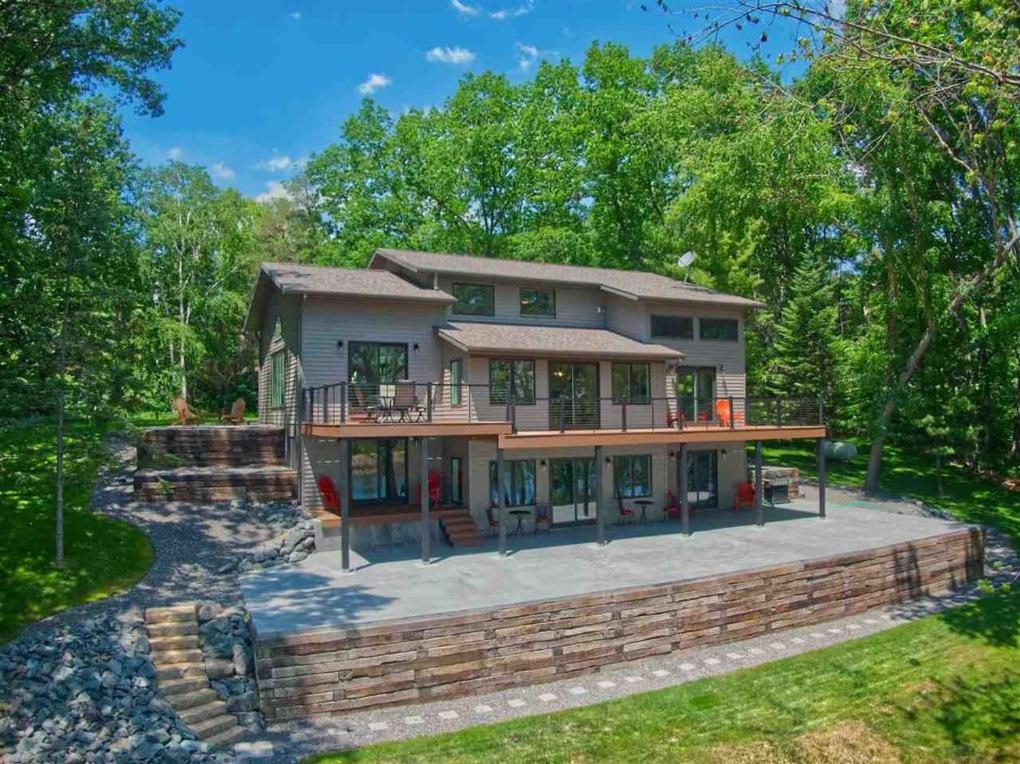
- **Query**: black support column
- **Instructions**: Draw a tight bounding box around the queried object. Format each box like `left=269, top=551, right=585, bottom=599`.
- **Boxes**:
left=338, top=439, right=351, bottom=572
left=816, top=437, right=827, bottom=518
left=754, top=440, right=764, bottom=528
left=420, top=437, right=430, bottom=564
left=678, top=444, right=690, bottom=536
left=497, top=447, right=507, bottom=556
left=594, top=445, right=605, bottom=546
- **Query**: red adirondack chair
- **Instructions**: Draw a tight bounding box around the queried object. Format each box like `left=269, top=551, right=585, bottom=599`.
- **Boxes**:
left=663, top=490, right=682, bottom=520
left=317, top=475, right=341, bottom=516
left=735, top=481, right=755, bottom=511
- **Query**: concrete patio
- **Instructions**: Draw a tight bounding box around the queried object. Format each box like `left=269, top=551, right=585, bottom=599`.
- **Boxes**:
left=241, top=497, right=974, bottom=639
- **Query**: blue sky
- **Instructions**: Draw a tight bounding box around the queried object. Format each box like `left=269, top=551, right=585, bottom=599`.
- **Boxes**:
left=121, top=1, right=798, bottom=200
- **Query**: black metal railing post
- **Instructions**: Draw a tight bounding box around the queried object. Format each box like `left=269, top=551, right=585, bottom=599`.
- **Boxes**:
left=728, top=396, right=735, bottom=429
left=818, top=395, right=825, bottom=425
left=308, top=387, right=315, bottom=424
left=340, top=381, right=347, bottom=423
left=559, top=397, right=566, bottom=433
left=776, top=397, right=782, bottom=428
left=426, top=382, right=434, bottom=422
left=621, top=401, right=628, bottom=432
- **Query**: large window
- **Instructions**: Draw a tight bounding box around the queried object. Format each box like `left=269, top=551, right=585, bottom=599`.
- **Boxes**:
left=519, top=287, right=555, bottom=317
left=348, top=342, right=408, bottom=386
left=676, top=367, right=716, bottom=422
left=270, top=351, right=285, bottom=408
left=449, top=359, right=463, bottom=406
left=489, top=359, right=535, bottom=405
left=699, top=317, right=739, bottom=341
left=452, top=283, right=495, bottom=316
left=611, top=363, right=651, bottom=404
left=489, top=459, right=536, bottom=507
left=651, top=315, right=693, bottom=340
left=614, top=454, right=652, bottom=498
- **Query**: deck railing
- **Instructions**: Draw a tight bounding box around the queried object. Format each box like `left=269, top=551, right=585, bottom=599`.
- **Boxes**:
left=300, top=382, right=825, bottom=433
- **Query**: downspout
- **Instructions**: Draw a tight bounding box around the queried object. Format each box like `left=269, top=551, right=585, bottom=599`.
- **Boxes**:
left=296, top=294, right=306, bottom=508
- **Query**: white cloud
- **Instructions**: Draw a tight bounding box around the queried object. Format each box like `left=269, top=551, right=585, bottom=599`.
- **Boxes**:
left=258, top=154, right=300, bottom=172
left=451, top=0, right=480, bottom=17
left=210, top=162, right=235, bottom=181
left=289, top=11, right=302, bottom=20
left=828, top=0, right=846, bottom=18
left=358, top=73, right=392, bottom=95
left=490, top=0, right=533, bottom=20
left=167, top=146, right=183, bottom=160
left=516, top=42, right=540, bottom=70
left=426, top=46, right=476, bottom=64
left=255, top=181, right=291, bottom=204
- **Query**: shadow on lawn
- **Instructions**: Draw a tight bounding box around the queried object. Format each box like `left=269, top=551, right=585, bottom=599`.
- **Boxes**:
left=930, top=672, right=1020, bottom=758
left=938, top=589, right=1020, bottom=648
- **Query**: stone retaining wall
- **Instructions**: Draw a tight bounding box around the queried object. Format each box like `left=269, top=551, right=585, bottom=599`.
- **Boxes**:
left=254, top=527, right=983, bottom=721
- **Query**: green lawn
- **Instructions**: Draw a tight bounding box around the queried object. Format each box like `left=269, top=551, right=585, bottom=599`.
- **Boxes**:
left=311, top=445, right=1020, bottom=762
left=761, top=442, right=1020, bottom=546
left=309, top=590, right=1019, bottom=763
left=0, top=419, right=154, bottom=642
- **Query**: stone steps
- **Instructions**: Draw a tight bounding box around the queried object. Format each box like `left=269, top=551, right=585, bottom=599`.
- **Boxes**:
left=145, top=604, right=248, bottom=749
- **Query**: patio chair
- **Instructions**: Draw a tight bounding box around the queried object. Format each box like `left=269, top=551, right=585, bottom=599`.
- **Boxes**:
left=172, top=397, right=200, bottom=425
left=390, top=381, right=420, bottom=422
left=735, top=481, right=755, bottom=511
left=428, top=470, right=441, bottom=509
left=616, top=496, right=638, bottom=525
left=715, top=399, right=732, bottom=427
left=350, top=385, right=382, bottom=422
left=534, top=502, right=553, bottom=534
left=663, top=490, right=682, bottom=521
left=221, top=398, right=245, bottom=424
left=317, top=475, right=341, bottom=516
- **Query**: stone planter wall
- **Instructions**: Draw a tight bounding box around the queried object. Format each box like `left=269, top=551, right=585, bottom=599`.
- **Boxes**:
left=255, top=527, right=983, bottom=721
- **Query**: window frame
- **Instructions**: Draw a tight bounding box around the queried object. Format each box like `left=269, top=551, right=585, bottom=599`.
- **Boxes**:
left=650, top=314, right=694, bottom=340
left=449, top=358, right=463, bottom=406
left=347, top=341, right=409, bottom=385
left=698, top=317, right=739, bottom=341
left=452, top=282, right=496, bottom=317
left=519, top=287, right=556, bottom=318
left=489, top=459, right=537, bottom=508
left=270, top=350, right=285, bottom=409
left=611, top=362, right=651, bottom=404
left=613, top=454, right=653, bottom=499
left=489, top=359, right=536, bottom=405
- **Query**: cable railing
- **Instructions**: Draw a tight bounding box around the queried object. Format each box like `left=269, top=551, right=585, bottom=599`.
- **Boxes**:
left=300, top=382, right=825, bottom=434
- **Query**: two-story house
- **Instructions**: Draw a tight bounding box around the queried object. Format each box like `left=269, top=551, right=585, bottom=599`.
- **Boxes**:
left=244, top=249, right=828, bottom=569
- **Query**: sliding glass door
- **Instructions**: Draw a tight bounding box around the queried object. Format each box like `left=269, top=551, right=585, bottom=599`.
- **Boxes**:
left=685, top=450, right=718, bottom=509
left=550, top=458, right=597, bottom=525
left=549, top=362, right=599, bottom=429
left=350, top=439, right=408, bottom=503
left=677, top=367, right=716, bottom=423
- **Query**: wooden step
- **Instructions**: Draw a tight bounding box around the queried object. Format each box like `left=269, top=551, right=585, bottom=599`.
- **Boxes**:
left=151, top=648, right=204, bottom=667
left=155, top=662, right=206, bottom=681
left=179, top=699, right=229, bottom=725
left=191, top=713, right=238, bottom=740
left=149, top=634, right=200, bottom=652
left=147, top=620, right=198, bottom=637
left=203, top=724, right=247, bottom=749
left=169, top=688, right=220, bottom=711
left=439, top=512, right=486, bottom=548
left=160, top=676, right=209, bottom=696
left=145, top=605, right=196, bottom=624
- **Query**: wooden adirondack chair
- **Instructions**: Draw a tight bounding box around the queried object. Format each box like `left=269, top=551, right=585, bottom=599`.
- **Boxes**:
left=221, top=398, right=246, bottom=424
left=172, top=397, right=200, bottom=425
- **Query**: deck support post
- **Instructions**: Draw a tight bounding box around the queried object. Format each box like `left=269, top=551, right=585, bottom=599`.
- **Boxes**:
left=816, top=437, right=827, bottom=519
left=754, top=440, right=764, bottom=527
left=338, top=439, right=351, bottom=572
left=497, top=447, right=508, bottom=557
left=420, top=436, right=430, bottom=565
left=594, top=445, right=606, bottom=546
left=678, top=443, right=690, bottom=537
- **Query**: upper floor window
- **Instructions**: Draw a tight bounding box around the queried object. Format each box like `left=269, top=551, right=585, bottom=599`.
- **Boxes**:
left=611, top=363, right=650, bottom=404
left=348, top=342, right=408, bottom=386
left=651, top=314, right=693, bottom=340
left=519, top=287, right=555, bottom=317
left=270, top=351, right=285, bottom=408
left=452, top=283, right=495, bottom=316
left=490, top=359, right=535, bottom=405
left=699, top=317, right=739, bottom=341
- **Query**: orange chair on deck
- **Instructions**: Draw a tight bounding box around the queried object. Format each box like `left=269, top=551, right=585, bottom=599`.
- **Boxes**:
left=735, top=481, right=755, bottom=511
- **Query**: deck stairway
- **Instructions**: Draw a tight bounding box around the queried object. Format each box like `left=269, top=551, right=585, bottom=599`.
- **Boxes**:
left=144, top=605, right=246, bottom=749
left=439, top=509, right=486, bottom=547
left=134, top=426, right=297, bottom=503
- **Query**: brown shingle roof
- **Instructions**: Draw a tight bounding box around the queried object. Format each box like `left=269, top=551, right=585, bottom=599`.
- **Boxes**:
left=260, top=262, right=454, bottom=303
left=371, top=248, right=762, bottom=308
left=437, top=321, right=683, bottom=360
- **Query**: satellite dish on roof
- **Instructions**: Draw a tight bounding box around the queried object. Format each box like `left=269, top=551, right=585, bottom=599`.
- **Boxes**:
left=677, top=251, right=696, bottom=283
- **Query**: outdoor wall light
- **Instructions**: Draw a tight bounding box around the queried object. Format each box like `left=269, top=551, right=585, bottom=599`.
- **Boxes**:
left=605, top=457, right=611, bottom=464
left=413, top=342, right=421, bottom=354
left=336, top=340, right=344, bottom=350
left=539, top=459, right=547, bottom=467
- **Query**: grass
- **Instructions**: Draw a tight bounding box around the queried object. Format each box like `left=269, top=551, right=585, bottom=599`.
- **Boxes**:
left=309, top=590, right=1019, bottom=763
left=310, top=444, right=1020, bottom=763
left=0, top=419, right=154, bottom=642
left=760, top=442, right=1020, bottom=547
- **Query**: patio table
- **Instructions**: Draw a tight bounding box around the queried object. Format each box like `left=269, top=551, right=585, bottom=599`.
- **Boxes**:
left=508, top=508, right=531, bottom=537
left=634, top=499, right=654, bottom=524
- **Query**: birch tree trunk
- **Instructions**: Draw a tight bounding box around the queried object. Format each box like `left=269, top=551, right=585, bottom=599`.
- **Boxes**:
left=54, top=285, right=71, bottom=569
